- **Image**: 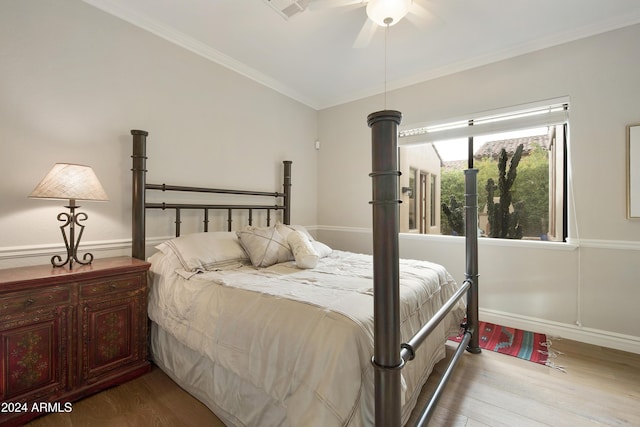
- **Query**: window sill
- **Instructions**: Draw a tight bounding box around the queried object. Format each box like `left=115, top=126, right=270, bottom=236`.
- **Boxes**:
left=399, top=232, right=578, bottom=251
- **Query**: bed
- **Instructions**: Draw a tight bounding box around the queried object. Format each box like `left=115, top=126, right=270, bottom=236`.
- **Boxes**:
left=130, top=120, right=480, bottom=426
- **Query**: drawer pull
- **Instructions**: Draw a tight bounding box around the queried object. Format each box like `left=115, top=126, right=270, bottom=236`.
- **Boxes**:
left=109, top=283, right=117, bottom=290
left=25, top=298, right=35, bottom=306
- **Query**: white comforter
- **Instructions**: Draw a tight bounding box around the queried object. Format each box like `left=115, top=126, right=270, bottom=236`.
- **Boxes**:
left=148, top=250, right=464, bottom=427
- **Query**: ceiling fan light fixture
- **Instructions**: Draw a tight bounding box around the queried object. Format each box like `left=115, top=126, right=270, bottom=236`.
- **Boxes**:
left=366, top=0, right=412, bottom=27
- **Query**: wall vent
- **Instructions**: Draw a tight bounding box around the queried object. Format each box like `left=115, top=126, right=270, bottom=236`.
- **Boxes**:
left=263, top=0, right=310, bottom=19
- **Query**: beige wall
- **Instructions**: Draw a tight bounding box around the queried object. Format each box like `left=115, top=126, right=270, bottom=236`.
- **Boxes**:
left=317, top=25, right=640, bottom=352
left=0, top=0, right=318, bottom=267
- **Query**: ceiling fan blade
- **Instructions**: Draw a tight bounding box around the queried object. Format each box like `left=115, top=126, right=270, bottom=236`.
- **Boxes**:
left=413, top=2, right=430, bottom=17
left=352, top=18, right=378, bottom=48
left=406, top=1, right=440, bottom=27
left=308, top=0, right=366, bottom=10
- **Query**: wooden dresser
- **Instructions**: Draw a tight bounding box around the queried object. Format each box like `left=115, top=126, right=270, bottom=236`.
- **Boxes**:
left=0, top=257, right=151, bottom=426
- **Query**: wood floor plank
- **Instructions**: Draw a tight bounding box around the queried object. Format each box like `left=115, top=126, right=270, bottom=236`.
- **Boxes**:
left=26, top=367, right=225, bottom=427
left=27, top=339, right=640, bottom=426
left=407, top=339, right=640, bottom=427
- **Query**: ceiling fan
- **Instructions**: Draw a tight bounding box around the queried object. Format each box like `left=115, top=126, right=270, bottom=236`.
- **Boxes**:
left=263, top=0, right=430, bottom=47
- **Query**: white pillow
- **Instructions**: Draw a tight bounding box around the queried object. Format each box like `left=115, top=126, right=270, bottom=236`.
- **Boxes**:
left=276, top=223, right=332, bottom=258
left=158, top=232, right=249, bottom=272
left=236, top=226, right=293, bottom=268
left=287, top=230, right=319, bottom=269
left=311, top=240, right=333, bottom=258
left=275, top=223, right=314, bottom=241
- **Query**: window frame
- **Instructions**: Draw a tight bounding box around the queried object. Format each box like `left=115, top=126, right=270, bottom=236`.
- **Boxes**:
left=398, top=98, right=570, bottom=243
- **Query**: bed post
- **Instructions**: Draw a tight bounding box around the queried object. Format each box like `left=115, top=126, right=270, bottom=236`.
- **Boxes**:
left=368, top=110, right=403, bottom=427
left=131, top=130, right=148, bottom=260
left=464, top=169, right=481, bottom=353
left=283, top=160, right=292, bottom=225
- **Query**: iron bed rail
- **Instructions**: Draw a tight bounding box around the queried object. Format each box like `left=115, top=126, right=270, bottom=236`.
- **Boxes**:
left=368, top=111, right=480, bottom=426
left=145, top=203, right=285, bottom=236
left=400, top=279, right=472, bottom=363
left=146, top=183, right=286, bottom=198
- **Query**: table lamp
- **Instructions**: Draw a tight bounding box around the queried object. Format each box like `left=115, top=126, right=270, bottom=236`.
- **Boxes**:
left=29, top=163, right=109, bottom=269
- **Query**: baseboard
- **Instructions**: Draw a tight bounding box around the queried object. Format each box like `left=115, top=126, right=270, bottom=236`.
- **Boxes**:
left=480, top=308, right=640, bottom=355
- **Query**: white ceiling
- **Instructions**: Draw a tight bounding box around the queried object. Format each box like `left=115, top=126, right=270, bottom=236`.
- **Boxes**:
left=83, top=0, right=640, bottom=110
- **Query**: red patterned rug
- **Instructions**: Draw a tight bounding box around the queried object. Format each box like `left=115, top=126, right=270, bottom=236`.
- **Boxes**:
left=450, top=321, right=562, bottom=368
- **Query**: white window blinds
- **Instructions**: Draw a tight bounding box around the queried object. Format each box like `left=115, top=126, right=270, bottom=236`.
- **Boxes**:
left=398, top=98, right=569, bottom=146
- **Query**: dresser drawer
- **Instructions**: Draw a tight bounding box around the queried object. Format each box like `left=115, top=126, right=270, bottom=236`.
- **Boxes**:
left=0, top=286, right=71, bottom=315
left=80, top=274, right=143, bottom=298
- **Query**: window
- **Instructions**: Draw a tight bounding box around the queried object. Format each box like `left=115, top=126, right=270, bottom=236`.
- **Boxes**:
left=399, top=150, right=441, bottom=234
left=408, top=168, right=417, bottom=230
left=399, top=100, right=569, bottom=242
left=430, top=174, right=437, bottom=227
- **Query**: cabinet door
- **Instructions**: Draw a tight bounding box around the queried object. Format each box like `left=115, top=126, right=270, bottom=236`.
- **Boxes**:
left=79, top=289, right=146, bottom=384
left=0, top=307, right=71, bottom=402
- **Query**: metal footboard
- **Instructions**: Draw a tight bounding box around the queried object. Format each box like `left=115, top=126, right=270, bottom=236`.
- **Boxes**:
left=368, top=111, right=480, bottom=426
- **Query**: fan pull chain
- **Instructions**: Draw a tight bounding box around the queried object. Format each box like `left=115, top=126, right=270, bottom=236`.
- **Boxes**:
left=384, top=23, right=388, bottom=109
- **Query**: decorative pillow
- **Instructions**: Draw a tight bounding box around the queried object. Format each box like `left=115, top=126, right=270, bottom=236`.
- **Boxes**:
left=275, top=223, right=314, bottom=241
left=287, top=230, right=319, bottom=269
left=276, top=222, right=333, bottom=258
left=236, top=226, right=293, bottom=268
left=158, top=232, right=249, bottom=272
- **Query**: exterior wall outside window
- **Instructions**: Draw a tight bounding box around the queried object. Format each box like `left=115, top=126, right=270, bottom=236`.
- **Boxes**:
left=399, top=145, right=441, bottom=234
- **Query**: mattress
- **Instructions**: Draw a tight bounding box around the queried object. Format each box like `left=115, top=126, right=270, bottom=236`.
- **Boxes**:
left=147, top=249, right=465, bottom=426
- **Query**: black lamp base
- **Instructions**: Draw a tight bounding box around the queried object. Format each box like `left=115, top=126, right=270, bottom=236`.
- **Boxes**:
left=51, top=201, right=94, bottom=270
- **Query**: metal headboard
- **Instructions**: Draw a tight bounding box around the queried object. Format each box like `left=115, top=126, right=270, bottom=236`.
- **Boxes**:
left=131, top=130, right=292, bottom=260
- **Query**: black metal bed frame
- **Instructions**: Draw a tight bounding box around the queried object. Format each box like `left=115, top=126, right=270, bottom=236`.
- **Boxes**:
left=131, top=123, right=480, bottom=426
left=368, top=111, right=480, bottom=426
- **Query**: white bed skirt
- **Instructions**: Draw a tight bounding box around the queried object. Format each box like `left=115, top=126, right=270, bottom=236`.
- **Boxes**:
left=150, top=321, right=451, bottom=427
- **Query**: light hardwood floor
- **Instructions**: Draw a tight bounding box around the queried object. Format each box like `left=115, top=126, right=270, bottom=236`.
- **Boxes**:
left=28, top=339, right=640, bottom=426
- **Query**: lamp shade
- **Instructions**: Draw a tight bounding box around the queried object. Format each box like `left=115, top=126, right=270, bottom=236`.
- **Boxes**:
left=29, top=163, right=109, bottom=202
left=366, top=0, right=412, bottom=26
